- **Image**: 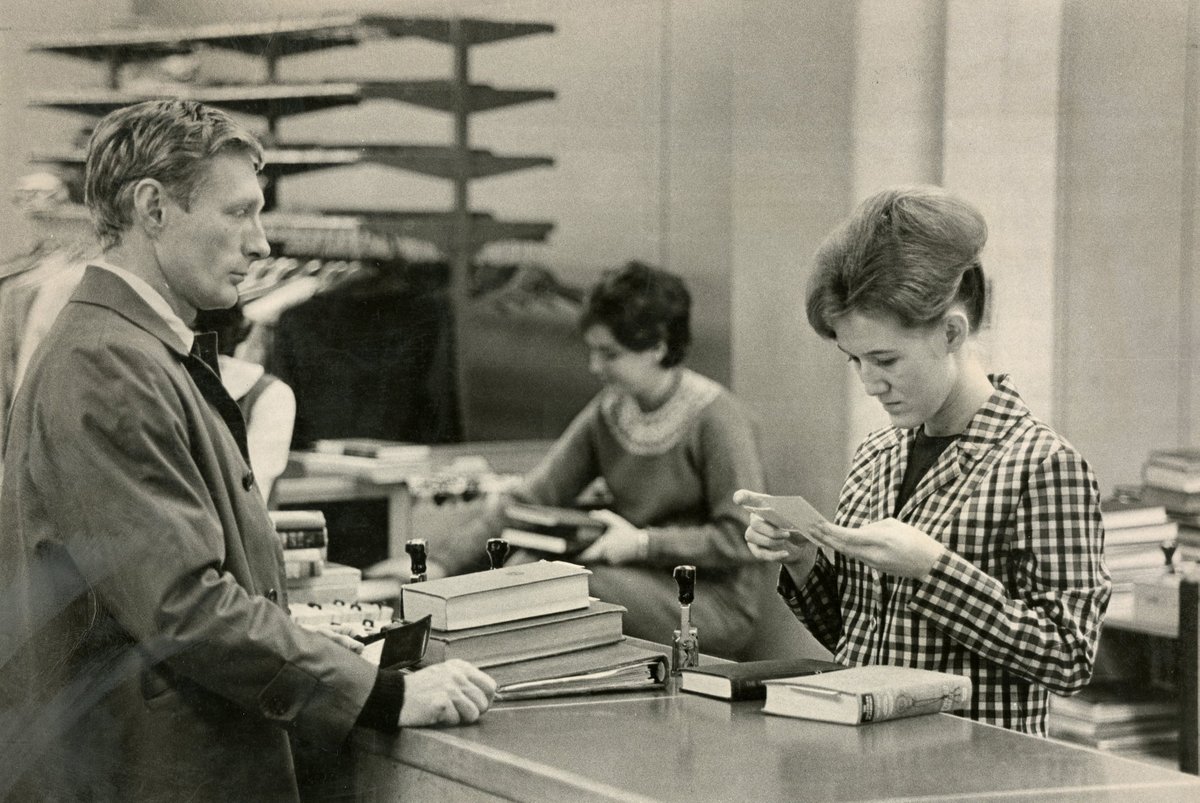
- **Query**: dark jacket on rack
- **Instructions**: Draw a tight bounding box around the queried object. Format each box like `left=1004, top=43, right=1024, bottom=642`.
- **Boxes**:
left=0, top=267, right=378, bottom=801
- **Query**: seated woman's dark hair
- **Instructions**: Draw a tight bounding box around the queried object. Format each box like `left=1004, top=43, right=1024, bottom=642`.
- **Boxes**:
left=580, top=261, right=691, bottom=368
left=806, top=185, right=989, bottom=340
left=194, top=303, right=251, bottom=357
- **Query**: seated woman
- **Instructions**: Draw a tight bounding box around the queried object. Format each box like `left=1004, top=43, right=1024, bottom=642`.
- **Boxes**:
left=741, top=186, right=1111, bottom=734
left=462, top=261, right=784, bottom=659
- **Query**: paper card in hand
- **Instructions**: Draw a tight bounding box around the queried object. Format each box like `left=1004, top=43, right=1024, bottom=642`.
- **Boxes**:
left=741, top=493, right=828, bottom=543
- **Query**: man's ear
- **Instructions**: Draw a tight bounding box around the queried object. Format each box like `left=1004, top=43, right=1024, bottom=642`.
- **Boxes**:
left=943, top=310, right=970, bottom=353
left=131, top=178, right=167, bottom=235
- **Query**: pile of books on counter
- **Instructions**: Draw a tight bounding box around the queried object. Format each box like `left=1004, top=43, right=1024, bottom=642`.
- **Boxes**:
left=269, top=509, right=361, bottom=605
left=400, top=560, right=668, bottom=700
left=1140, top=448, right=1200, bottom=561
left=1050, top=681, right=1178, bottom=756
left=1099, top=494, right=1179, bottom=621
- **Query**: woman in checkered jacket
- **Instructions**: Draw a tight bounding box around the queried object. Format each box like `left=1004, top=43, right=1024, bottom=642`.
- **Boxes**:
left=741, top=186, right=1111, bottom=735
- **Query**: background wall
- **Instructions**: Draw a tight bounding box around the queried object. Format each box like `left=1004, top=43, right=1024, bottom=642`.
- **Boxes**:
left=4, top=0, right=1200, bottom=512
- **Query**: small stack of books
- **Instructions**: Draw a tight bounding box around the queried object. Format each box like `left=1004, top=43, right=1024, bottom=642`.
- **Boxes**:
left=1100, top=495, right=1178, bottom=587
left=270, top=509, right=329, bottom=581
left=271, top=509, right=362, bottom=605
left=399, top=560, right=668, bottom=699
left=1049, top=681, right=1178, bottom=753
left=1141, top=448, right=1200, bottom=561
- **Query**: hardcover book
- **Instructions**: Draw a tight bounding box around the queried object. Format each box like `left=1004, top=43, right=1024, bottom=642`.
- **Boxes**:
left=762, top=665, right=972, bottom=725
left=400, top=560, right=591, bottom=631
left=680, top=658, right=846, bottom=701
left=487, top=639, right=669, bottom=701
left=501, top=503, right=607, bottom=557
left=312, top=438, right=432, bottom=462
left=423, top=599, right=625, bottom=667
left=292, top=451, right=423, bottom=484
left=1099, top=498, right=1170, bottom=531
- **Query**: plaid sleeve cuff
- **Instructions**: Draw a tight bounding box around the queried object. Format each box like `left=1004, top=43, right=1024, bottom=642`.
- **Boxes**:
left=910, top=547, right=1005, bottom=626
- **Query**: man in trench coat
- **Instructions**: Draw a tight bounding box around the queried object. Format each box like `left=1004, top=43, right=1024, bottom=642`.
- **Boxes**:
left=0, top=99, right=494, bottom=801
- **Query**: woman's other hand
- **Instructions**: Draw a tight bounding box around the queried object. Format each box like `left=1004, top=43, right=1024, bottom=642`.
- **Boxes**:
left=809, top=517, right=945, bottom=579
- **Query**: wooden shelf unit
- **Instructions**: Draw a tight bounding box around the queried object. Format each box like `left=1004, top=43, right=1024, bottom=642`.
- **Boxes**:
left=29, top=13, right=557, bottom=435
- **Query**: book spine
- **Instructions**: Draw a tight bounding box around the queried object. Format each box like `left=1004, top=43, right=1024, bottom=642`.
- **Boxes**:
left=860, top=680, right=971, bottom=723
left=729, top=678, right=767, bottom=702
left=278, top=529, right=328, bottom=549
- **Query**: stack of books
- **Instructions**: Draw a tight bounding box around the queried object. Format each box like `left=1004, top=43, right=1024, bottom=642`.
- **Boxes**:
left=271, top=509, right=329, bottom=581
left=1100, top=496, right=1178, bottom=587
left=400, top=560, right=668, bottom=699
left=1049, top=681, right=1178, bottom=754
left=271, top=508, right=363, bottom=605
left=1141, top=448, right=1200, bottom=561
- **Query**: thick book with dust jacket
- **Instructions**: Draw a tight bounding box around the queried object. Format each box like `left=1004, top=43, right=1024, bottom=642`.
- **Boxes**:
left=400, top=560, right=591, bottom=630
left=762, top=665, right=972, bottom=725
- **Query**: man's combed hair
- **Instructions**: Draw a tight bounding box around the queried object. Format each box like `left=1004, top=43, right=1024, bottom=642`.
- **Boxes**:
left=806, top=186, right=989, bottom=340
left=84, top=99, right=264, bottom=248
left=580, top=260, right=692, bottom=367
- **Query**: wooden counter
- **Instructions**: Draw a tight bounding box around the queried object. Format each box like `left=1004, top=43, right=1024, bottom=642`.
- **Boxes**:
left=345, top=681, right=1200, bottom=802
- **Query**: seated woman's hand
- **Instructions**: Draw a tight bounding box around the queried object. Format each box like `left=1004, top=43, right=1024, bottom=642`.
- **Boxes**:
left=576, top=509, right=647, bottom=565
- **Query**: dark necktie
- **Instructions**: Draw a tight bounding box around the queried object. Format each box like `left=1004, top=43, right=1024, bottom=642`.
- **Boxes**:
left=184, top=331, right=250, bottom=463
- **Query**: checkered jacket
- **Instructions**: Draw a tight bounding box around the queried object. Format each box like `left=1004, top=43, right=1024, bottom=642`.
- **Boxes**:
left=780, top=375, right=1111, bottom=734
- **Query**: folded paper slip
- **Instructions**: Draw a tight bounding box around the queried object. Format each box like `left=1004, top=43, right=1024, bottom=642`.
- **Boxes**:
left=762, top=665, right=972, bottom=725
left=680, top=657, right=845, bottom=701
left=488, top=640, right=669, bottom=701
left=738, top=491, right=829, bottom=543
left=401, top=560, right=591, bottom=630
left=423, top=599, right=625, bottom=668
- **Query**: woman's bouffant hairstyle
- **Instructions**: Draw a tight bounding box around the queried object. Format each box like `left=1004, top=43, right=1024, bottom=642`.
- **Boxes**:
left=85, top=99, right=264, bottom=249
left=806, top=186, right=989, bottom=340
left=580, top=261, right=691, bottom=368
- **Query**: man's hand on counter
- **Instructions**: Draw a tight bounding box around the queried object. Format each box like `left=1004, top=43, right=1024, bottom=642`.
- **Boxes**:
left=399, top=659, right=497, bottom=727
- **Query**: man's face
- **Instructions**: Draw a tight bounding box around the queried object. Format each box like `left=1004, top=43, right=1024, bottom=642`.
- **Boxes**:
left=155, top=152, right=268, bottom=319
